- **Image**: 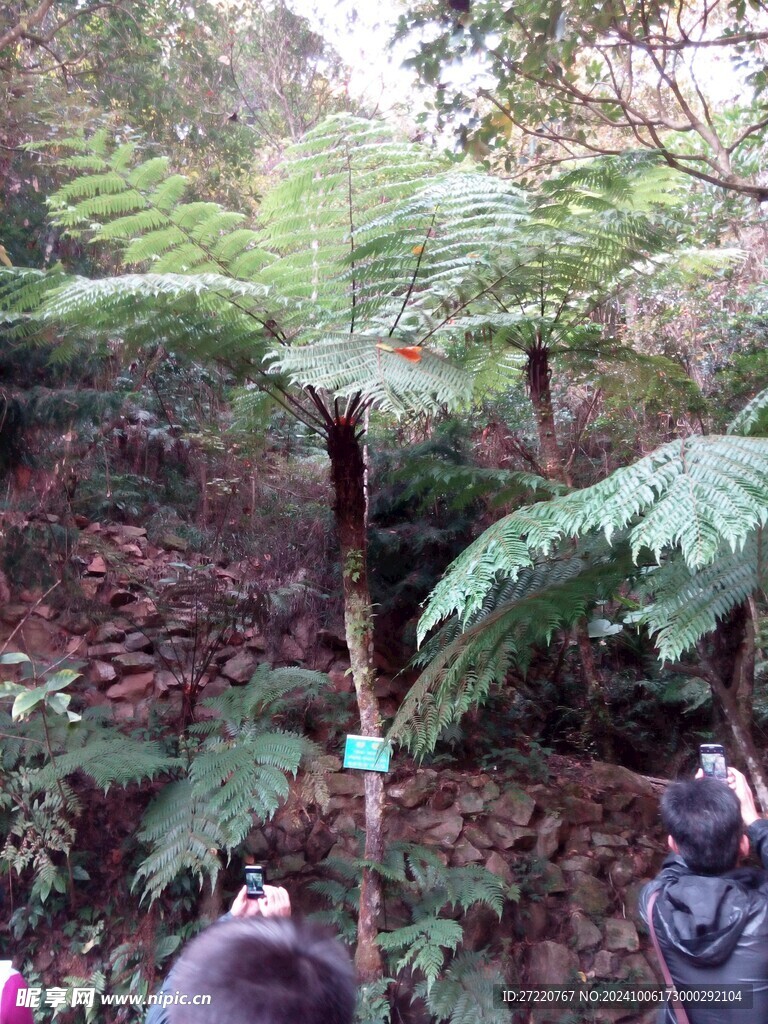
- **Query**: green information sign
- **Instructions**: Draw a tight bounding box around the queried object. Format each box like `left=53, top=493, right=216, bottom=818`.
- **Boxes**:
left=343, top=734, right=391, bottom=773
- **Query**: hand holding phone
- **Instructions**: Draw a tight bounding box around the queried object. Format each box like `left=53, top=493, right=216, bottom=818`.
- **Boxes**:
left=232, top=883, right=291, bottom=919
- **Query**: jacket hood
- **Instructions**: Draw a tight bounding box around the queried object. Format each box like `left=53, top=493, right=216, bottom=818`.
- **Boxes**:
left=657, top=874, right=755, bottom=966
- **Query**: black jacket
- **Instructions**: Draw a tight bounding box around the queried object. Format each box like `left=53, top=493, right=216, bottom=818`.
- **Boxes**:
left=639, top=819, right=768, bottom=1024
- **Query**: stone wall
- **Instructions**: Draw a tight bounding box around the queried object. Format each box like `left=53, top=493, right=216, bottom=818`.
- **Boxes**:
left=251, top=761, right=667, bottom=1024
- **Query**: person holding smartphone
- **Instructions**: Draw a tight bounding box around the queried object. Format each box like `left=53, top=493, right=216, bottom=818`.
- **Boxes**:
left=144, top=883, right=293, bottom=1024
left=639, top=763, right=768, bottom=1023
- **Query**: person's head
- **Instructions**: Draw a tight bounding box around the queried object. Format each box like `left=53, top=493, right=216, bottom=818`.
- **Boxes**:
left=661, top=777, right=746, bottom=875
left=166, top=918, right=356, bottom=1024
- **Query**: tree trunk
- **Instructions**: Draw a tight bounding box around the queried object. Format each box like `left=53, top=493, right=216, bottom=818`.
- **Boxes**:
left=702, top=602, right=768, bottom=808
left=527, top=341, right=612, bottom=742
left=527, top=341, right=569, bottom=485
left=327, top=419, right=384, bottom=983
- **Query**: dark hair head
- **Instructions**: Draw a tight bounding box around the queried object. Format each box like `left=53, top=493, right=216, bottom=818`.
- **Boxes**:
left=167, top=918, right=356, bottom=1024
left=661, top=777, right=743, bottom=875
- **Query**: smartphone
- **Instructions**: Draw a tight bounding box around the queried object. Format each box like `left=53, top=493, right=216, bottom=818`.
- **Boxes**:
left=700, top=744, right=727, bottom=780
left=245, top=864, right=266, bottom=899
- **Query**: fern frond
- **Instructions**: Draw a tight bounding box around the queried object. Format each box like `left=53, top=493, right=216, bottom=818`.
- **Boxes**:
left=38, top=738, right=178, bottom=791
left=419, top=951, right=512, bottom=1024
left=728, top=387, right=768, bottom=437
left=394, top=544, right=633, bottom=755
left=271, top=335, right=472, bottom=414
left=133, top=780, right=224, bottom=901
left=377, top=916, right=464, bottom=990
left=635, top=534, right=765, bottom=661
left=420, top=436, right=768, bottom=639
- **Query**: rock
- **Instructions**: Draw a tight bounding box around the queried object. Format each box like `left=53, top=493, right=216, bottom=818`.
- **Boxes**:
left=279, top=853, right=306, bottom=874
left=608, top=858, right=635, bottom=889
left=124, top=632, right=153, bottom=653
left=165, top=622, right=193, bottom=638
left=93, top=623, right=126, bottom=644
left=542, top=862, right=566, bottom=893
left=479, top=779, right=500, bottom=802
left=589, top=761, right=656, bottom=798
left=111, top=524, right=148, bottom=539
left=328, top=670, right=353, bottom=693
left=244, top=831, right=270, bottom=858
left=624, top=881, right=651, bottom=928
left=488, top=787, right=536, bottom=826
left=86, top=555, right=107, bottom=575
left=535, top=814, right=566, bottom=859
left=32, top=604, right=56, bottom=620
left=403, top=811, right=463, bottom=849
left=592, top=949, right=618, bottom=979
left=430, top=782, right=458, bottom=811
left=463, top=824, right=493, bottom=849
left=484, top=851, right=512, bottom=884
left=462, top=904, right=501, bottom=951
left=305, top=821, right=335, bottom=862
left=107, top=672, right=154, bottom=701
left=388, top=773, right=435, bottom=809
left=520, top=901, right=549, bottom=941
left=160, top=532, right=188, bottom=552
left=592, top=831, right=629, bottom=848
left=221, top=650, right=259, bottom=684
left=456, top=790, right=485, bottom=815
left=619, top=953, right=659, bottom=985
left=65, top=636, right=87, bottom=657
left=155, top=670, right=182, bottom=693
left=571, top=913, right=602, bottom=951
left=113, top=652, right=155, bottom=674
left=561, top=856, right=595, bottom=874
left=451, top=838, right=484, bottom=866
left=563, top=796, right=603, bottom=824
left=570, top=873, right=612, bottom=918
left=122, top=599, right=162, bottom=626
left=527, top=941, right=579, bottom=984
left=604, top=918, right=639, bottom=952
left=87, top=643, right=127, bottom=659
left=326, top=774, right=364, bottom=797
left=0, top=605, right=27, bottom=625
left=90, top=661, right=118, bottom=687
left=487, top=820, right=538, bottom=851
left=280, top=636, right=304, bottom=662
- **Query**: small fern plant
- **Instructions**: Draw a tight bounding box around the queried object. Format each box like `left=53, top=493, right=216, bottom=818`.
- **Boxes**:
left=133, top=664, right=332, bottom=902
left=311, top=839, right=516, bottom=1021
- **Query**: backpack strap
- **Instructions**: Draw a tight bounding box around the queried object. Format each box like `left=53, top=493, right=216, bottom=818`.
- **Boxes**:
left=647, top=888, right=691, bottom=1024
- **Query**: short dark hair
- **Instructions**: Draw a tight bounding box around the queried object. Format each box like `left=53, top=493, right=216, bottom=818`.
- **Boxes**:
left=167, top=918, right=356, bottom=1024
left=661, top=777, right=743, bottom=875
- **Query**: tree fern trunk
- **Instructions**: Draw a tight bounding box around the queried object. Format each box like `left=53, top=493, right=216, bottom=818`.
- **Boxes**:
left=327, top=418, right=384, bottom=983
left=528, top=342, right=612, bottom=747
left=527, top=342, right=569, bottom=485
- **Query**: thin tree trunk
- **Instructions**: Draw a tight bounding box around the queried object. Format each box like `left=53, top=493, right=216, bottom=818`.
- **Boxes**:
left=527, top=341, right=613, bottom=740
left=327, top=419, right=384, bottom=983
left=703, top=603, right=768, bottom=808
